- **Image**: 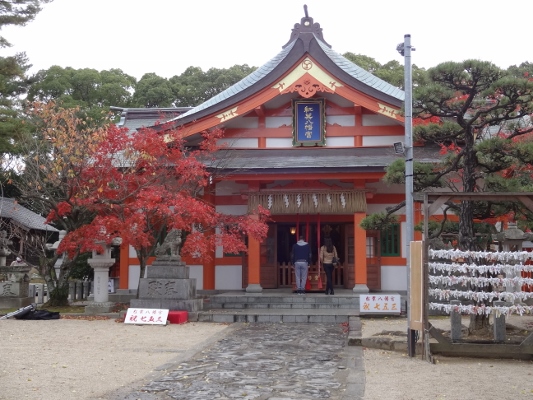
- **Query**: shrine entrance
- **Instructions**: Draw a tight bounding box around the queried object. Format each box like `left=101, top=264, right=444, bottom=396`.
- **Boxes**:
left=254, top=221, right=381, bottom=290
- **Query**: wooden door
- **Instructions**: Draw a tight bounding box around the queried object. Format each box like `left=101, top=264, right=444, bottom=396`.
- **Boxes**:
left=260, top=223, right=278, bottom=288
left=345, top=224, right=354, bottom=287
left=366, top=230, right=381, bottom=290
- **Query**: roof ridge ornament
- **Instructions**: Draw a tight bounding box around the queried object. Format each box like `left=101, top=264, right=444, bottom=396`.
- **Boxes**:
left=282, top=4, right=332, bottom=50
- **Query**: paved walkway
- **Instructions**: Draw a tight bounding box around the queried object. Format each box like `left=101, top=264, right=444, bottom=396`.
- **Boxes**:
left=109, top=323, right=364, bottom=400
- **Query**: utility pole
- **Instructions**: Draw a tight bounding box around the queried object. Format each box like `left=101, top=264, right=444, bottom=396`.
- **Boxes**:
left=397, top=34, right=416, bottom=357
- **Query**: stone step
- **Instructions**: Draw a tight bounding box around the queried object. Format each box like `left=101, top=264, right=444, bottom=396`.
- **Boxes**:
left=204, top=293, right=359, bottom=311
left=205, top=302, right=357, bottom=310
left=197, top=308, right=358, bottom=324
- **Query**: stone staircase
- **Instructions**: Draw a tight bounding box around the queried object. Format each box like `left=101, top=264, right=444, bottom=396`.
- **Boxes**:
left=197, top=289, right=360, bottom=323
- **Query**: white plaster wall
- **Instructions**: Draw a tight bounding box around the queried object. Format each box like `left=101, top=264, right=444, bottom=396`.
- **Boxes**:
left=188, top=264, right=203, bottom=290
left=129, top=245, right=136, bottom=258
left=216, top=181, right=248, bottom=196
left=128, top=265, right=140, bottom=290
left=326, top=137, right=354, bottom=147
left=326, top=115, right=355, bottom=126
left=265, top=116, right=292, bottom=128
left=215, top=265, right=243, bottom=290
left=224, top=117, right=258, bottom=129
left=216, top=204, right=247, bottom=215
left=362, top=135, right=402, bottom=147
left=266, top=138, right=293, bottom=148
left=362, top=114, right=400, bottom=126
left=381, top=265, right=407, bottom=291
left=217, top=138, right=258, bottom=148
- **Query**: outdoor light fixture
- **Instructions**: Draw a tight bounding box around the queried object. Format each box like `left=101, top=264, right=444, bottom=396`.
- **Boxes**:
left=393, top=141, right=405, bottom=154
left=290, top=227, right=296, bottom=235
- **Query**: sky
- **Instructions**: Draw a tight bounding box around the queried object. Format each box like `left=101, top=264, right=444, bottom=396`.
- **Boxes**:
left=2, top=0, right=530, bottom=80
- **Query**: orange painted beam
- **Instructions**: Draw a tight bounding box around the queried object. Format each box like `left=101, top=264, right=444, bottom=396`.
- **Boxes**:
left=223, top=125, right=404, bottom=139
left=381, top=257, right=407, bottom=266
left=181, top=86, right=282, bottom=135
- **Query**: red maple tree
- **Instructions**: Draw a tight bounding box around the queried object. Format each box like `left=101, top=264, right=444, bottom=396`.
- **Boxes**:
left=53, top=121, right=269, bottom=283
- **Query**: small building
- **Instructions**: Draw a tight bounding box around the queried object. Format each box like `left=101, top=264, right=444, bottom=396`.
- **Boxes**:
left=0, top=197, right=59, bottom=265
left=114, top=10, right=433, bottom=293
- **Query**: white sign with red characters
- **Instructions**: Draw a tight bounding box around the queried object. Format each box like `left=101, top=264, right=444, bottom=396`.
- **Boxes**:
left=124, top=308, right=169, bottom=325
left=359, top=294, right=401, bottom=314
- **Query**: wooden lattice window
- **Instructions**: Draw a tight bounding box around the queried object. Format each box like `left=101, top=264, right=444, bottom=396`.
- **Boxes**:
left=381, top=224, right=400, bottom=256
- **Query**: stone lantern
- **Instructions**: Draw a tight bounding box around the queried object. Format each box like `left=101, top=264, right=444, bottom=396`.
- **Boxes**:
left=0, top=230, right=33, bottom=308
left=85, top=239, right=120, bottom=314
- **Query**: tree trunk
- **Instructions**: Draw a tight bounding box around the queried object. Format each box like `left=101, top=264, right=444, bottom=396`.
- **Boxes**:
left=135, top=248, right=148, bottom=299
left=460, top=145, right=491, bottom=333
left=46, top=283, right=69, bottom=306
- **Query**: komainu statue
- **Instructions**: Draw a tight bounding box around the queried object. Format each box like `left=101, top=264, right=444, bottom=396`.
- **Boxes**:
left=155, top=229, right=182, bottom=260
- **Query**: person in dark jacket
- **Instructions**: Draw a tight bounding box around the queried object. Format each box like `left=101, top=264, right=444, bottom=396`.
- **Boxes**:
left=292, top=236, right=311, bottom=294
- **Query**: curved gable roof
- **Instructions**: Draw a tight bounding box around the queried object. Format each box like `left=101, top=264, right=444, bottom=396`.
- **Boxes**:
left=165, top=10, right=404, bottom=129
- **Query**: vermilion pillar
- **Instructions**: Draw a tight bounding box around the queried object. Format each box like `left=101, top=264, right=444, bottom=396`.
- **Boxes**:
left=246, top=216, right=262, bottom=293
left=203, top=244, right=216, bottom=290
left=203, top=182, right=216, bottom=290
left=353, top=212, right=369, bottom=293
left=119, top=243, right=129, bottom=290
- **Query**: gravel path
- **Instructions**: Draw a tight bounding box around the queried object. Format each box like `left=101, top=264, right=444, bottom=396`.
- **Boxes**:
left=0, top=318, right=229, bottom=400
left=1, top=316, right=532, bottom=399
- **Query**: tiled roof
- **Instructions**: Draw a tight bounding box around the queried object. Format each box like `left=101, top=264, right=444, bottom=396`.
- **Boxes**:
left=0, top=198, right=59, bottom=232
left=169, top=12, right=404, bottom=127
left=111, top=107, right=192, bottom=131
left=171, top=41, right=297, bottom=122
left=205, top=146, right=440, bottom=173
left=316, top=38, right=405, bottom=101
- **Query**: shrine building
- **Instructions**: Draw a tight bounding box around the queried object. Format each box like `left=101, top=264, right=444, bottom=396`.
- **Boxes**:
left=112, top=10, right=434, bottom=294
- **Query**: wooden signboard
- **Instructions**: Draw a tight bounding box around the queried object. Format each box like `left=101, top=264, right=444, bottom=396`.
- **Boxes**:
left=124, top=308, right=169, bottom=325
left=359, top=294, right=401, bottom=314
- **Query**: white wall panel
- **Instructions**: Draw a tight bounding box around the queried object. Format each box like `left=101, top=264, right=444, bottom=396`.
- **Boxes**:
left=326, top=115, right=355, bottom=126
left=362, top=114, right=400, bottom=126
left=265, top=116, right=292, bottom=128
left=216, top=181, right=247, bottom=196
left=266, top=138, right=293, bottom=148
left=215, top=265, right=242, bottom=290
left=217, top=138, right=258, bottom=148
left=188, top=265, right=203, bottom=290
left=128, top=265, right=140, bottom=290
left=381, top=266, right=407, bottom=291
left=216, top=205, right=247, bottom=215
left=224, top=118, right=258, bottom=129
left=362, top=136, right=402, bottom=147
left=325, top=137, right=353, bottom=147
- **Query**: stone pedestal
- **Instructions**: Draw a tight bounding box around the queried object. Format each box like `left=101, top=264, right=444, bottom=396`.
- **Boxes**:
left=352, top=284, right=370, bottom=294
left=130, top=257, right=203, bottom=319
left=493, top=301, right=507, bottom=342
left=0, top=264, right=34, bottom=309
left=245, top=283, right=263, bottom=294
left=450, top=300, right=462, bottom=341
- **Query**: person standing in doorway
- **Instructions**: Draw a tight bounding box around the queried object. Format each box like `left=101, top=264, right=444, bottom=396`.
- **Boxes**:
left=292, top=235, right=311, bottom=294
left=320, top=237, right=338, bottom=295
